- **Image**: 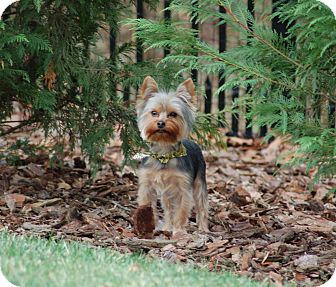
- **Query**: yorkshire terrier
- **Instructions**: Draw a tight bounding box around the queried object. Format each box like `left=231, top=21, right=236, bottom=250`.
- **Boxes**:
left=136, top=76, right=208, bottom=235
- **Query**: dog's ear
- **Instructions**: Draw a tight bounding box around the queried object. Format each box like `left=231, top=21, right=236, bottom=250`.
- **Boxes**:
left=176, top=78, right=195, bottom=103
left=140, top=76, right=158, bottom=100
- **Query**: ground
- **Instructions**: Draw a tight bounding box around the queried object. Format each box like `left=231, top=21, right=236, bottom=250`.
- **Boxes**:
left=0, top=135, right=335, bottom=287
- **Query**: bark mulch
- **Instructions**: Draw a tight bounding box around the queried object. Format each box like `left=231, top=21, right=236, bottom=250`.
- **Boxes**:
left=0, top=137, right=335, bottom=287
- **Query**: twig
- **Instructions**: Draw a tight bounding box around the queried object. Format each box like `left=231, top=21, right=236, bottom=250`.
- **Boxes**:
left=91, top=196, right=130, bottom=211
left=261, top=251, right=270, bottom=265
left=0, top=118, right=36, bottom=137
left=201, top=243, right=230, bottom=257
left=207, top=227, right=265, bottom=239
left=122, top=238, right=177, bottom=249
left=98, top=184, right=135, bottom=197
left=1, top=120, right=26, bottom=123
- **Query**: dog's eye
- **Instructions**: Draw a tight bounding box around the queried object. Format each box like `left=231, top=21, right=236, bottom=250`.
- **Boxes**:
left=151, top=111, right=158, bottom=117
left=168, top=112, right=177, bottom=118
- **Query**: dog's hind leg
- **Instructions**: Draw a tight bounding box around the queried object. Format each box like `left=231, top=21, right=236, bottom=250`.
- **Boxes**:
left=193, top=172, right=208, bottom=232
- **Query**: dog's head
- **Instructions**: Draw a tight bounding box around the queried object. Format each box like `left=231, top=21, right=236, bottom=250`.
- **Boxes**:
left=137, top=76, right=196, bottom=144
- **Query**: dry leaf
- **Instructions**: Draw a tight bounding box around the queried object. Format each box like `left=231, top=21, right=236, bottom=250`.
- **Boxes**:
left=269, top=271, right=283, bottom=287
left=5, top=193, right=27, bottom=211
left=229, top=186, right=251, bottom=206
left=186, top=234, right=208, bottom=250
left=58, top=180, right=71, bottom=190
left=240, top=245, right=256, bottom=271
left=43, top=62, right=57, bottom=90
left=116, top=227, right=136, bottom=238
left=82, top=213, right=106, bottom=231
left=261, top=137, right=282, bottom=162
left=27, top=163, right=45, bottom=177
left=294, top=272, right=307, bottom=282
left=202, top=240, right=229, bottom=257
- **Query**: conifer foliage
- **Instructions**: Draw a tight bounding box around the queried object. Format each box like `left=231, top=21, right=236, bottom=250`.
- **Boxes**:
left=0, top=0, right=158, bottom=168
left=129, top=0, right=336, bottom=182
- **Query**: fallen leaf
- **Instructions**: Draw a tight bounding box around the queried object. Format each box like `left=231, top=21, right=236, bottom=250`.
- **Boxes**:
left=116, top=227, right=136, bottom=238
left=314, top=184, right=332, bottom=201
left=261, top=137, right=283, bottom=162
left=269, top=271, right=283, bottom=287
left=27, top=163, right=45, bottom=177
left=240, top=244, right=256, bottom=271
left=58, top=180, right=71, bottom=190
left=174, top=232, right=193, bottom=246
left=201, top=240, right=229, bottom=257
left=229, top=186, right=251, bottom=206
left=5, top=194, right=27, bottom=211
left=82, top=213, right=107, bottom=231
left=186, top=234, right=208, bottom=250
left=294, top=272, right=307, bottom=281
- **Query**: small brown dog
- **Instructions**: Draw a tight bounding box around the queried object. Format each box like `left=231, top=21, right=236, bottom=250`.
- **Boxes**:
left=136, top=76, right=208, bottom=235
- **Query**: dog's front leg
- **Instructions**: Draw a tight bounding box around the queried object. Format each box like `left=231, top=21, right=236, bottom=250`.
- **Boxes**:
left=137, top=176, right=158, bottom=225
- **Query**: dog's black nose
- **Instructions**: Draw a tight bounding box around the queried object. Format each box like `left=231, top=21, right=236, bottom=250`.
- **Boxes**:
left=157, top=121, right=165, bottom=129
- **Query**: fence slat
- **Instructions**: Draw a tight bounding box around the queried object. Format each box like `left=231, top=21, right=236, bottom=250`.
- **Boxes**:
left=245, top=0, right=254, bottom=139
left=267, top=0, right=292, bottom=137
left=218, top=5, right=226, bottom=113
left=123, top=85, right=130, bottom=105
left=329, top=103, right=336, bottom=128
left=110, top=24, right=117, bottom=98
left=191, top=0, right=198, bottom=83
left=136, top=0, right=144, bottom=63
left=164, top=0, right=171, bottom=57
left=204, top=77, right=212, bottom=114
left=231, top=87, right=239, bottom=136
left=272, top=0, right=289, bottom=37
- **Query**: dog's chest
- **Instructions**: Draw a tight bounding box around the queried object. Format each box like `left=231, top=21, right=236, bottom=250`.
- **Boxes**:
left=139, top=164, right=191, bottom=193
left=146, top=168, right=178, bottom=189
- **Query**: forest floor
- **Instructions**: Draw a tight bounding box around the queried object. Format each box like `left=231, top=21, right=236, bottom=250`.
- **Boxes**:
left=0, top=134, right=335, bottom=287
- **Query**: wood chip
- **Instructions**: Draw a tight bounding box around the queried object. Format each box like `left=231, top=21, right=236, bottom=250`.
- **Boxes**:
left=122, top=238, right=177, bottom=249
left=22, top=198, right=62, bottom=213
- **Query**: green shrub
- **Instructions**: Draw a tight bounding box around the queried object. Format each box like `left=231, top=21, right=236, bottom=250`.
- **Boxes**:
left=0, top=0, right=158, bottom=170
left=128, top=0, right=336, bottom=183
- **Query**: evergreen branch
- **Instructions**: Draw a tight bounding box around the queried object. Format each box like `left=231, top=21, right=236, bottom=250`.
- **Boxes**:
left=197, top=46, right=294, bottom=90
left=218, top=0, right=304, bottom=69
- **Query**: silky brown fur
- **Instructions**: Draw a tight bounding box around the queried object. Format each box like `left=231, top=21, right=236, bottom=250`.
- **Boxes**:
left=137, top=76, right=208, bottom=235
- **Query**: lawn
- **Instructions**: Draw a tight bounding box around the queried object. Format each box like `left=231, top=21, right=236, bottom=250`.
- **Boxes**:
left=0, top=231, right=270, bottom=287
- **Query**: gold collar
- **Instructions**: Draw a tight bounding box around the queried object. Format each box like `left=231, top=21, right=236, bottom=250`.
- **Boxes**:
left=149, top=142, right=187, bottom=164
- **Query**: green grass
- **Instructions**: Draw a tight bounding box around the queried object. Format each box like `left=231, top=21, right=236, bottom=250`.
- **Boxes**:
left=0, top=231, right=270, bottom=287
